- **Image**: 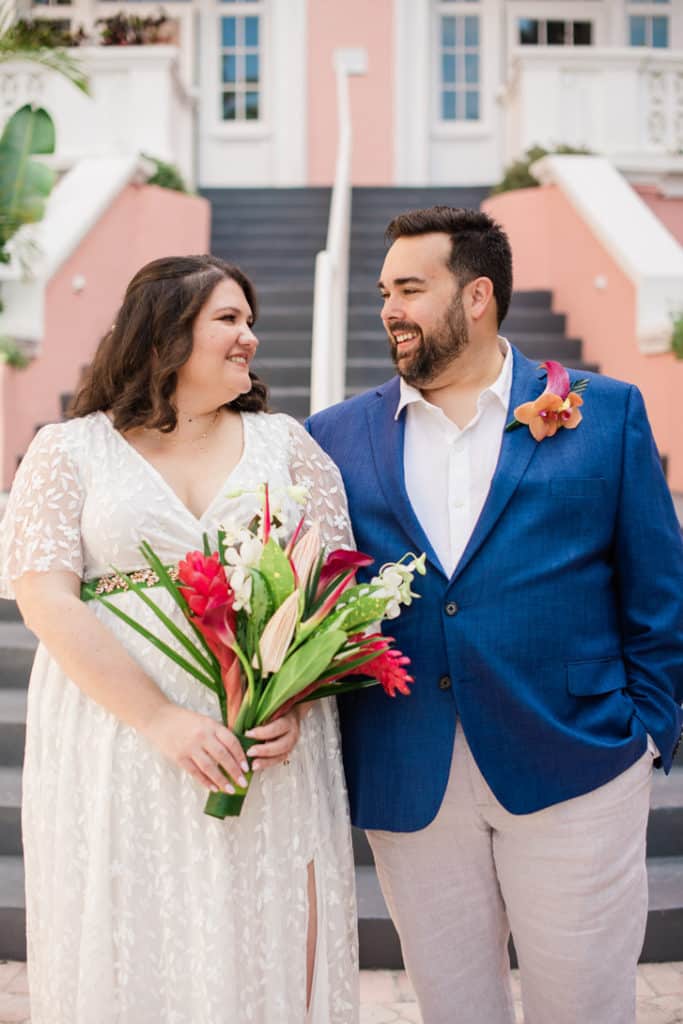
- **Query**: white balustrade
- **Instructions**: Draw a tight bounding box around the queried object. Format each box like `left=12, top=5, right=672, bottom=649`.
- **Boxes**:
left=503, top=48, right=683, bottom=177
left=0, top=45, right=196, bottom=187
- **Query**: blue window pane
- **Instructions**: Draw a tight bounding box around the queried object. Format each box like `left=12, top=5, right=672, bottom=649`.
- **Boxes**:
left=221, top=16, right=235, bottom=47
left=442, top=53, right=456, bottom=84
left=465, top=91, right=479, bottom=121
left=465, top=53, right=479, bottom=84
left=652, top=16, right=669, bottom=47
left=629, top=16, right=647, bottom=46
left=245, top=15, right=259, bottom=46
left=222, top=54, right=236, bottom=83
left=464, top=16, right=479, bottom=47
left=442, top=91, right=456, bottom=121
left=441, top=16, right=456, bottom=48
left=245, top=91, right=259, bottom=120
left=222, top=91, right=236, bottom=120
left=518, top=18, right=539, bottom=45
left=245, top=53, right=259, bottom=83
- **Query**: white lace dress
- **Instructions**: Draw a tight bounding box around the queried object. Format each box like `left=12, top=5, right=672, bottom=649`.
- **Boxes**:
left=0, top=410, right=359, bottom=1024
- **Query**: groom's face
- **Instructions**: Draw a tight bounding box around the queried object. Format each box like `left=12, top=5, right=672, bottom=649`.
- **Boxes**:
left=378, top=233, right=469, bottom=387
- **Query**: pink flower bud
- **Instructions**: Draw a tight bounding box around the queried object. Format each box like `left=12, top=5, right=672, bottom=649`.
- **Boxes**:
left=290, top=523, right=321, bottom=590
left=258, top=590, right=300, bottom=675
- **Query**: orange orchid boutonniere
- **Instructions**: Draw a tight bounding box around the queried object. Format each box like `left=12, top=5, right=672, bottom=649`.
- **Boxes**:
left=506, top=361, right=589, bottom=442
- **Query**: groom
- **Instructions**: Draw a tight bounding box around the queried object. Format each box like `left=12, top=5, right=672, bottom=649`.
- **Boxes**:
left=306, top=207, right=683, bottom=1024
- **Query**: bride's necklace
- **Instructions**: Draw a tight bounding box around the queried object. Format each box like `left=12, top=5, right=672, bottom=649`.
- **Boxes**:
left=155, top=409, right=221, bottom=453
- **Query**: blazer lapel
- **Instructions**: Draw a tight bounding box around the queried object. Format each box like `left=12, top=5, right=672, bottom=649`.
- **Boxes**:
left=451, top=347, right=544, bottom=583
left=366, top=379, right=446, bottom=577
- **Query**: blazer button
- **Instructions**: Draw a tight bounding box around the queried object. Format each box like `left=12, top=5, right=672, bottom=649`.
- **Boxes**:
left=445, top=601, right=459, bottom=616
left=439, top=675, right=452, bottom=691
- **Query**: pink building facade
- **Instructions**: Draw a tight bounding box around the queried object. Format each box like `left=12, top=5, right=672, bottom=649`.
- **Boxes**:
left=21, top=0, right=683, bottom=190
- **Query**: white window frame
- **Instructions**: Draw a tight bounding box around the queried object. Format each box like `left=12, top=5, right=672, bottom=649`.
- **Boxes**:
left=516, top=17, right=594, bottom=47
left=210, top=0, right=268, bottom=137
left=505, top=2, right=606, bottom=57
left=433, top=0, right=488, bottom=137
left=626, top=0, right=671, bottom=49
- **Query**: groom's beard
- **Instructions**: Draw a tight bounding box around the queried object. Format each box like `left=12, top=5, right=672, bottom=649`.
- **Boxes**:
left=388, top=292, right=470, bottom=387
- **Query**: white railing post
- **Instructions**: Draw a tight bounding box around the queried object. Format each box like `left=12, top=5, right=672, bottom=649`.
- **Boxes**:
left=310, top=47, right=367, bottom=415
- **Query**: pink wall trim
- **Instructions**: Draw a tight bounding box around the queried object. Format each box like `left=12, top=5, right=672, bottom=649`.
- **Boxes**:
left=307, top=0, right=394, bottom=186
left=483, top=185, right=683, bottom=493
left=1, top=184, right=210, bottom=490
left=633, top=185, right=683, bottom=248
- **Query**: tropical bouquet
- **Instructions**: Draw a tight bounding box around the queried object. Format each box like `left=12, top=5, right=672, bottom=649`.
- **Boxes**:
left=95, top=485, right=425, bottom=818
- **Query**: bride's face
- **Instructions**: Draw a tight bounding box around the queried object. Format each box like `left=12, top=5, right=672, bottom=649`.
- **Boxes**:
left=175, top=277, right=259, bottom=407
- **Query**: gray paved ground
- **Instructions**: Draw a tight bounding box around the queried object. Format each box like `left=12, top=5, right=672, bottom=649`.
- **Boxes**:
left=2, top=963, right=683, bottom=1022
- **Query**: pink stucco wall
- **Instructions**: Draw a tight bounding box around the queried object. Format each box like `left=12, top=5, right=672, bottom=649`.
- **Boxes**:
left=483, top=185, right=683, bottom=492
left=633, top=185, right=683, bottom=248
left=1, top=184, right=210, bottom=490
left=307, top=0, right=394, bottom=186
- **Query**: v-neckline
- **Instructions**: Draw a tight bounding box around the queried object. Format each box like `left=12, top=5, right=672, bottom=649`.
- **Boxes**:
left=99, top=410, right=249, bottom=525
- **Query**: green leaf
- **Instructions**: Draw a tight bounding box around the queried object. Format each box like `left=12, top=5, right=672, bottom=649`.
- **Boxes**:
left=298, top=677, right=379, bottom=702
left=96, top=596, right=219, bottom=692
left=246, top=568, right=273, bottom=660
left=571, top=378, right=590, bottom=396
left=0, top=105, right=56, bottom=252
left=323, top=592, right=389, bottom=634
left=258, top=538, right=295, bottom=608
left=139, top=541, right=220, bottom=674
left=256, top=629, right=347, bottom=723
left=112, top=567, right=218, bottom=679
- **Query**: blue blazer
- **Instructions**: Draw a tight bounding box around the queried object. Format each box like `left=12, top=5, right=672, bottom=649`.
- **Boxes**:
left=306, top=346, right=683, bottom=831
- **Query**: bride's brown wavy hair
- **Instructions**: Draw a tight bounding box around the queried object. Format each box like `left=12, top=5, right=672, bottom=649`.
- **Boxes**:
left=69, top=254, right=268, bottom=430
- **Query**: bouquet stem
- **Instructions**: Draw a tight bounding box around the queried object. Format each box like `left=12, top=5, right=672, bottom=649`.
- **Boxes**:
left=203, top=734, right=257, bottom=819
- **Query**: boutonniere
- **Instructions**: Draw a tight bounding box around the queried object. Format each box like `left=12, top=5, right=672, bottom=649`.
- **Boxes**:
left=506, top=360, right=589, bottom=442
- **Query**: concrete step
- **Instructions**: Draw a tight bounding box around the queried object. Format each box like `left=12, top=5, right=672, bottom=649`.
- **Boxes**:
left=0, top=600, right=21, bottom=623
left=0, top=855, right=24, bottom=961
left=0, top=623, right=35, bottom=690
left=0, top=690, right=26, bottom=767
left=0, top=767, right=21, bottom=856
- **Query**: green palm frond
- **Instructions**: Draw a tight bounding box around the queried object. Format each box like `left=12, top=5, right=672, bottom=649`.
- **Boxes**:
left=0, top=1, right=89, bottom=95
left=0, top=42, right=89, bottom=94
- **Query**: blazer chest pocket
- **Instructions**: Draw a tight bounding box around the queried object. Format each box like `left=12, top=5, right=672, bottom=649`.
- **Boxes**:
left=550, top=477, right=606, bottom=499
left=567, top=657, right=627, bottom=696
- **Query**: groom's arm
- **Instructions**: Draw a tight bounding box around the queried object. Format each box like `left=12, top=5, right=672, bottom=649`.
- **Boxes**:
left=613, top=384, right=683, bottom=770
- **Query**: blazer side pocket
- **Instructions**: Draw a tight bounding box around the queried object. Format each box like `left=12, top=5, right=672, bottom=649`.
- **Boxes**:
left=567, top=657, right=627, bottom=696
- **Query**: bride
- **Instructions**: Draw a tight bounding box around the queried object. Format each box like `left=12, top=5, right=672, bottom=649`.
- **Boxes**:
left=0, top=254, right=358, bottom=1023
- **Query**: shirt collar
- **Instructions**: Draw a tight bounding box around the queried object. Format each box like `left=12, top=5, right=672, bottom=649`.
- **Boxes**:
left=394, top=337, right=513, bottom=421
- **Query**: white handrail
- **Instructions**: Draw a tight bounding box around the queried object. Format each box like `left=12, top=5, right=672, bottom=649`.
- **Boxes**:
left=310, top=48, right=367, bottom=415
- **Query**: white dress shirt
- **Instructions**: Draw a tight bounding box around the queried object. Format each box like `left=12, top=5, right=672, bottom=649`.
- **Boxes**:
left=396, top=339, right=512, bottom=578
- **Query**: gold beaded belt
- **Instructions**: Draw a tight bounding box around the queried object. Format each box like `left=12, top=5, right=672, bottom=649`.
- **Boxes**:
left=81, top=566, right=179, bottom=602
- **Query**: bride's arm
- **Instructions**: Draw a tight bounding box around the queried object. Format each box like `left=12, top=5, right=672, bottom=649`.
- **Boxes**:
left=14, top=570, right=251, bottom=792
left=1, top=424, right=251, bottom=793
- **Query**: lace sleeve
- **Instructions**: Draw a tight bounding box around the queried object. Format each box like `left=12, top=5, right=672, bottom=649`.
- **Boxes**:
left=0, top=423, right=85, bottom=599
left=287, top=418, right=354, bottom=552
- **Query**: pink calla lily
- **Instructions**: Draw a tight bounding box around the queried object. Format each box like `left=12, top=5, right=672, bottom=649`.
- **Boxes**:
left=317, top=549, right=374, bottom=597
left=514, top=360, right=583, bottom=442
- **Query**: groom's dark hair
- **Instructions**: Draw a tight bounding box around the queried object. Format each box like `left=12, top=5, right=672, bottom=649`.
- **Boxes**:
left=385, top=207, right=513, bottom=326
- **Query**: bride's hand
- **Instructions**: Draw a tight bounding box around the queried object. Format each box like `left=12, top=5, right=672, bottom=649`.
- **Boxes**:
left=245, top=710, right=301, bottom=771
left=143, top=704, right=250, bottom=792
